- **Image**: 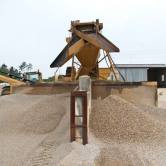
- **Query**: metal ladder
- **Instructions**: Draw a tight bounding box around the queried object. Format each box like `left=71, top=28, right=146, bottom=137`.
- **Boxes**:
left=70, top=91, right=88, bottom=145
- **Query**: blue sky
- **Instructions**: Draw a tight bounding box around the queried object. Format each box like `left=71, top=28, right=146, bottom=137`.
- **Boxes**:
left=0, top=0, right=166, bottom=78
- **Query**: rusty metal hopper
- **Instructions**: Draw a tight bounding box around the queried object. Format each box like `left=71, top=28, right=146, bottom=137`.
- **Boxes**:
left=50, top=19, right=120, bottom=79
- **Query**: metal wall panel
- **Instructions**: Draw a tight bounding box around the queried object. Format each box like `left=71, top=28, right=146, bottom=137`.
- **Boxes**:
left=118, top=68, right=148, bottom=82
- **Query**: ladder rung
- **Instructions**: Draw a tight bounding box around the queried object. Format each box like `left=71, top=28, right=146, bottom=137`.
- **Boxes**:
left=75, top=125, right=83, bottom=128
left=75, top=115, right=83, bottom=117
left=71, top=125, right=87, bottom=128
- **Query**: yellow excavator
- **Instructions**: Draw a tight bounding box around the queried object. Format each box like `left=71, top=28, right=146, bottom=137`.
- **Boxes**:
left=0, top=75, right=25, bottom=95
left=0, top=70, right=42, bottom=95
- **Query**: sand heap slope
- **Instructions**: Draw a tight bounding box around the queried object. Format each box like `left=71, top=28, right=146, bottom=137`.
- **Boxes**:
left=0, top=94, right=69, bottom=166
left=90, top=95, right=166, bottom=143
left=0, top=93, right=101, bottom=166
left=1, top=93, right=166, bottom=166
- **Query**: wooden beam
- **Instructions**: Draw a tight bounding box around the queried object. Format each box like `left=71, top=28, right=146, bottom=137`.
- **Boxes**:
left=71, top=56, right=75, bottom=81
left=73, top=29, right=120, bottom=53
left=67, top=39, right=85, bottom=59
left=74, top=29, right=101, bottom=49
left=107, top=53, right=118, bottom=81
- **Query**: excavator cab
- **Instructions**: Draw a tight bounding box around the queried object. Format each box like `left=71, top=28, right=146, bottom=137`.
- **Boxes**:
left=24, top=70, right=42, bottom=83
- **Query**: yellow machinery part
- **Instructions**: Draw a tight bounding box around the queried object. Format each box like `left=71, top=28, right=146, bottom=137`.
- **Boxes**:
left=0, top=75, right=25, bottom=94
left=99, top=68, right=111, bottom=80
left=76, top=43, right=99, bottom=68
left=76, top=43, right=99, bottom=78
left=67, top=39, right=85, bottom=59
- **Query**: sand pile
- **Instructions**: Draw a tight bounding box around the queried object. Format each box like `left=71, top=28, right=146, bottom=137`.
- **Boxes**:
left=0, top=94, right=67, bottom=134
left=90, top=95, right=166, bottom=143
left=135, top=103, right=166, bottom=122
left=95, top=146, right=134, bottom=166
left=95, top=142, right=166, bottom=166
left=0, top=94, right=70, bottom=166
left=0, top=93, right=99, bottom=166
left=1, top=93, right=166, bottom=166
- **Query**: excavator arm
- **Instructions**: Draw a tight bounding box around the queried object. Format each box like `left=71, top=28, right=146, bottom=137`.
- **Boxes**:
left=0, top=75, right=25, bottom=94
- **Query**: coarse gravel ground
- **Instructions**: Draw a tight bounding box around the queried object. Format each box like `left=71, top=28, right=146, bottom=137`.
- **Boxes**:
left=0, top=93, right=166, bottom=165
left=90, top=95, right=166, bottom=165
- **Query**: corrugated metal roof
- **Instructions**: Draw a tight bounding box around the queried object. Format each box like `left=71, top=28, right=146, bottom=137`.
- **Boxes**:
left=116, top=64, right=166, bottom=68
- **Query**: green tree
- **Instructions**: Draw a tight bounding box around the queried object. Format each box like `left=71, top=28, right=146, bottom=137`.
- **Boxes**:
left=19, top=62, right=33, bottom=72
left=19, top=62, right=27, bottom=72
left=0, top=64, right=9, bottom=74
left=27, top=63, right=33, bottom=72
left=9, top=66, right=15, bottom=75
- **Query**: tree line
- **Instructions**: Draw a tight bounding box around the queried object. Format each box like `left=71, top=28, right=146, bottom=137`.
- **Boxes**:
left=0, top=62, right=33, bottom=78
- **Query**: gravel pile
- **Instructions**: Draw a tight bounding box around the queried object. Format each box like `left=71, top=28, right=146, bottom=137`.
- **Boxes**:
left=0, top=94, right=69, bottom=166
left=1, top=93, right=166, bottom=165
left=95, top=146, right=133, bottom=166
left=0, top=93, right=99, bottom=166
left=90, top=95, right=166, bottom=143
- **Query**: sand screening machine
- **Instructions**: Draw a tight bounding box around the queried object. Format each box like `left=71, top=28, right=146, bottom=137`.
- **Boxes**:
left=50, top=19, right=124, bottom=81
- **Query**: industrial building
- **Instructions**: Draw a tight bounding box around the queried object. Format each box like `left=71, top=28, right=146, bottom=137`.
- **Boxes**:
left=110, top=64, right=166, bottom=87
